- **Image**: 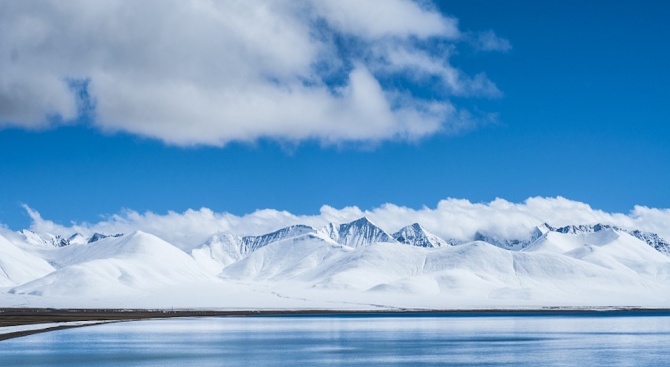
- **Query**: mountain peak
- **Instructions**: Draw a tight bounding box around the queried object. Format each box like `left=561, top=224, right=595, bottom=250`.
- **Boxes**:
left=241, top=224, right=315, bottom=253
left=530, top=223, right=556, bottom=241
left=88, top=233, right=108, bottom=243
left=409, top=222, right=424, bottom=231
left=393, top=223, right=448, bottom=248
left=67, top=233, right=87, bottom=245
left=51, top=235, right=70, bottom=248
left=349, top=216, right=375, bottom=226
left=20, top=229, right=50, bottom=246
left=320, top=217, right=394, bottom=248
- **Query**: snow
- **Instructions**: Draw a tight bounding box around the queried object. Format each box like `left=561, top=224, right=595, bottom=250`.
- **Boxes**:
left=243, top=224, right=316, bottom=252
left=191, top=232, right=245, bottom=274
left=1, top=219, right=669, bottom=310
left=67, top=233, right=87, bottom=246
left=0, top=234, right=55, bottom=287
left=393, top=223, right=449, bottom=248
left=9, top=231, right=215, bottom=297
left=19, top=229, right=50, bottom=247
left=319, top=217, right=395, bottom=248
left=222, top=233, right=345, bottom=282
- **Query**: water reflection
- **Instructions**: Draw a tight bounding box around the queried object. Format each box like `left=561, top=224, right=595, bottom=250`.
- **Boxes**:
left=1, top=314, right=669, bottom=366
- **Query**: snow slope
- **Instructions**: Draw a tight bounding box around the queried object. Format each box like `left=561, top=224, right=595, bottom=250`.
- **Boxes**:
left=9, top=231, right=215, bottom=297
left=526, top=228, right=670, bottom=280
left=191, top=232, right=245, bottom=274
left=0, top=234, right=54, bottom=287
left=223, top=238, right=665, bottom=302
left=222, top=232, right=346, bottom=281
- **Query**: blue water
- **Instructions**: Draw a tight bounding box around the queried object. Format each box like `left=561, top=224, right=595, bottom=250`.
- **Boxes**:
left=1, top=314, right=669, bottom=366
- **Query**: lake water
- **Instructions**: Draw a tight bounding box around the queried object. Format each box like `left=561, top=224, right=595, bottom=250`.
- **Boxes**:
left=1, top=313, right=669, bottom=366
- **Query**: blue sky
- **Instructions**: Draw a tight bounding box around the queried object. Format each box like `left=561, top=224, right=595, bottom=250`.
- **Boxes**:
left=1, top=0, right=668, bottom=230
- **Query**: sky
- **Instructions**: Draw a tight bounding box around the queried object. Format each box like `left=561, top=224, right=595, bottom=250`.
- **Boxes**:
left=0, top=0, right=669, bottom=235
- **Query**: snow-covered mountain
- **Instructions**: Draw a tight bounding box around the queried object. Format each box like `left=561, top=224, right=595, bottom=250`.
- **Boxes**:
left=242, top=224, right=315, bottom=253
left=19, top=229, right=123, bottom=247
left=222, top=233, right=670, bottom=303
left=20, top=230, right=71, bottom=247
left=9, top=231, right=214, bottom=297
left=0, top=234, right=55, bottom=287
left=2, top=218, right=670, bottom=309
left=393, top=223, right=449, bottom=248
left=529, top=223, right=670, bottom=256
left=191, top=232, right=246, bottom=274
left=469, top=222, right=670, bottom=256
left=319, top=217, right=395, bottom=248
left=191, top=225, right=320, bottom=274
left=628, top=230, right=670, bottom=256
left=222, top=231, right=344, bottom=282
left=19, top=229, right=51, bottom=246
left=67, top=233, right=87, bottom=245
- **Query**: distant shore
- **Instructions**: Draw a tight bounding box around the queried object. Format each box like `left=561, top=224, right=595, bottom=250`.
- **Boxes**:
left=2, top=307, right=670, bottom=341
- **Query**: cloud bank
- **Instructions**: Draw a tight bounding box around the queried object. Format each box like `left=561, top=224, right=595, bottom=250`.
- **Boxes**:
left=18, top=197, right=670, bottom=251
left=0, top=0, right=506, bottom=146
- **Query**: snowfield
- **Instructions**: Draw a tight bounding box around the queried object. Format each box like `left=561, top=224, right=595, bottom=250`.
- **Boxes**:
left=1, top=218, right=669, bottom=310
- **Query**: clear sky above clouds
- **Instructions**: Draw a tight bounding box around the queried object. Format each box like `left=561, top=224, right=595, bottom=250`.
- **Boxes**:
left=0, top=0, right=668, bottom=230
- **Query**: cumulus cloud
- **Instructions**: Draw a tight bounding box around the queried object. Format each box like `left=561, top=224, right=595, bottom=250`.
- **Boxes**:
left=20, top=197, right=670, bottom=251
left=0, top=0, right=505, bottom=146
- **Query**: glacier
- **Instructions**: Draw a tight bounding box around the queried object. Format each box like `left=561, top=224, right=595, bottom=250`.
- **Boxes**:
left=1, top=217, right=669, bottom=310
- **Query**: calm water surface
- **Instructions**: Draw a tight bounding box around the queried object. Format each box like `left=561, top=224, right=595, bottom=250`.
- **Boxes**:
left=1, top=313, right=669, bottom=366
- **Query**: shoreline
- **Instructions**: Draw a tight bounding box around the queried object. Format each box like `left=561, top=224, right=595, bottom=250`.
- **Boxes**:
left=2, top=307, right=670, bottom=341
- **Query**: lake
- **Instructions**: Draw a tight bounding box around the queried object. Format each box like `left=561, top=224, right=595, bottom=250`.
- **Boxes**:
left=1, top=312, right=669, bottom=366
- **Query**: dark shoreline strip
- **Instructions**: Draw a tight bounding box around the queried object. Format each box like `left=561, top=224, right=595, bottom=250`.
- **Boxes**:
left=0, top=321, right=121, bottom=342
left=2, top=307, right=670, bottom=342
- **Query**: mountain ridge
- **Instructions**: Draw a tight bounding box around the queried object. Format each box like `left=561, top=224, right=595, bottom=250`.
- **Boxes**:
left=2, top=218, right=670, bottom=309
left=16, top=219, right=670, bottom=258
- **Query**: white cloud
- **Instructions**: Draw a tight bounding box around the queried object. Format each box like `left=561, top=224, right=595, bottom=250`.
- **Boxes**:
left=378, top=45, right=501, bottom=97
left=472, top=30, right=512, bottom=52
left=310, top=0, right=460, bottom=40
left=20, top=197, right=670, bottom=251
left=0, top=0, right=504, bottom=146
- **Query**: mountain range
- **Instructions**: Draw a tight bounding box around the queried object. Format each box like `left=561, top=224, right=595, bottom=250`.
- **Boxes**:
left=1, top=217, right=669, bottom=309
